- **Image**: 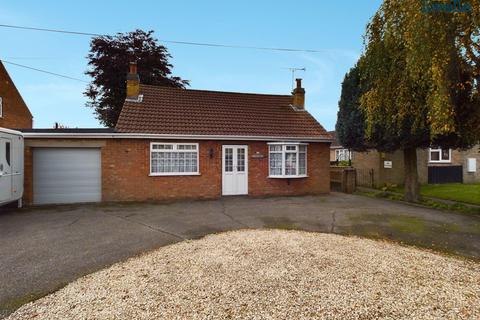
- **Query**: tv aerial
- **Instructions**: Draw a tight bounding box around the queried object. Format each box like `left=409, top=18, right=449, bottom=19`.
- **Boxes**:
left=284, top=67, right=306, bottom=89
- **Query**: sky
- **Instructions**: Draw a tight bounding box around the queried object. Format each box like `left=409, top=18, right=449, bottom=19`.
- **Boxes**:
left=0, top=0, right=383, bottom=130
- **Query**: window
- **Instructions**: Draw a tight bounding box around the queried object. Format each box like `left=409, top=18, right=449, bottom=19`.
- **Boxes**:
left=5, top=142, right=10, bottom=166
left=0, top=97, right=3, bottom=117
left=150, top=143, right=199, bottom=176
left=429, top=147, right=451, bottom=163
left=268, top=143, right=307, bottom=178
left=335, top=149, right=352, bottom=161
left=224, top=148, right=233, bottom=172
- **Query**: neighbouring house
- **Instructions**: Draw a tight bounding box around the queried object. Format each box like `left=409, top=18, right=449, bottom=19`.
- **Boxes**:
left=20, top=64, right=332, bottom=205
left=329, top=132, right=352, bottom=163
left=0, top=61, right=33, bottom=129
left=329, top=131, right=480, bottom=187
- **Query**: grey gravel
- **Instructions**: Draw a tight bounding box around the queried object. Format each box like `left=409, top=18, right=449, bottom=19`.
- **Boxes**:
left=7, top=230, right=480, bottom=319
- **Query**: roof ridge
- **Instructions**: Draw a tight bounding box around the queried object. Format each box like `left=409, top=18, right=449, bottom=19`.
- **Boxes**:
left=139, top=84, right=293, bottom=98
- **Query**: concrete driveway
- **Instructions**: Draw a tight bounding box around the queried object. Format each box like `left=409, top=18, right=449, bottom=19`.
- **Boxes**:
left=1, top=193, right=479, bottom=317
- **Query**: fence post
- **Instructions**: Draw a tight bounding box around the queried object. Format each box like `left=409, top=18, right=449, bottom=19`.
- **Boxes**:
left=369, top=168, right=374, bottom=188
left=342, top=168, right=356, bottom=193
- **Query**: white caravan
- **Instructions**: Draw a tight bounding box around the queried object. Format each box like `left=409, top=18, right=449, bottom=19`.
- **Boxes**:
left=0, top=127, right=24, bottom=207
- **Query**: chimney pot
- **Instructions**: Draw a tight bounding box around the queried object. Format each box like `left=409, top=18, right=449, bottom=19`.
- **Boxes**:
left=292, top=78, right=305, bottom=110
left=129, top=62, right=138, bottom=75
left=295, top=78, right=302, bottom=89
left=126, top=61, right=140, bottom=100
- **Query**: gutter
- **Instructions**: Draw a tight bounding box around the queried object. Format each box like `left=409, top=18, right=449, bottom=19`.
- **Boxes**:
left=21, top=132, right=333, bottom=143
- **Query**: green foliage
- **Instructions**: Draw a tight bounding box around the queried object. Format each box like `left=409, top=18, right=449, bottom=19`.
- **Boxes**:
left=337, top=160, right=352, bottom=167
left=359, top=0, right=480, bottom=151
left=336, top=65, right=368, bottom=151
left=84, top=30, right=189, bottom=127
left=380, top=183, right=398, bottom=192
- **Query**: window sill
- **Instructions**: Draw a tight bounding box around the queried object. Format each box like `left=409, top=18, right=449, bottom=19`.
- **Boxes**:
left=149, top=173, right=201, bottom=177
left=428, top=161, right=452, bottom=164
left=268, top=175, right=308, bottom=179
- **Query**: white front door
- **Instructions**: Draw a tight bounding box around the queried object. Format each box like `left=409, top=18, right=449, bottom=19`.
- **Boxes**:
left=0, top=138, right=13, bottom=202
left=222, top=145, right=248, bottom=195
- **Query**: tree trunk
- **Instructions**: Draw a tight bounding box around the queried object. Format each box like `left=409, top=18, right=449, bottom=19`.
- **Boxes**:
left=403, top=147, right=420, bottom=202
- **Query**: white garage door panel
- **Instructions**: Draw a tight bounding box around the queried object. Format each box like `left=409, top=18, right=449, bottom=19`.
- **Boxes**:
left=33, top=148, right=101, bottom=204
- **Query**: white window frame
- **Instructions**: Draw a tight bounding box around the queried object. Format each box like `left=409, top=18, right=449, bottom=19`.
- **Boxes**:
left=429, top=147, right=452, bottom=163
left=268, top=142, right=308, bottom=178
left=335, top=148, right=352, bottom=161
left=150, top=142, right=200, bottom=176
left=0, top=97, right=3, bottom=118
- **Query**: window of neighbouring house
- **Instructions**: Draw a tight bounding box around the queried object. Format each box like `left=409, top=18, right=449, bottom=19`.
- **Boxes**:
left=268, top=143, right=307, bottom=178
left=429, top=147, right=451, bottom=163
left=0, top=97, right=3, bottom=117
left=335, top=149, right=352, bottom=161
left=150, top=143, right=199, bottom=175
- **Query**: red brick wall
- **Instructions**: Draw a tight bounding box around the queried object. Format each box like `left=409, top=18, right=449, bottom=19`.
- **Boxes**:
left=102, top=139, right=221, bottom=201
left=0, top=62, right=33, bottom=129
left=247, top=140, right=330, bottom=197
left=23, top=138, right=330, bottom=204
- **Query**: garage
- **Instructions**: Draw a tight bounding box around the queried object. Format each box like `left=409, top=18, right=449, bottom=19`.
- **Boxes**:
left=33, top=148, right=101, bottom=205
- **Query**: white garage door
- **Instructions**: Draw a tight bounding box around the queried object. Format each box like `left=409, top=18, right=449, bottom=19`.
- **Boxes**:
left=33, top=148, right=101, bottom=205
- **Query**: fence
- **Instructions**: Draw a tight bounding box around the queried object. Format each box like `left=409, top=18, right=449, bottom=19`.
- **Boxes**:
left=356, top=168, right=375, bottom=188
left=330, top=167, right=356, bottom=193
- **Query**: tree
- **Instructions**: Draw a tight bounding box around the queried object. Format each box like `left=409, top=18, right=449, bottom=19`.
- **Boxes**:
left=85, top=30, right=189, bottom=127
left=336, top=65, right=367, bottom=154
left=358, top=0, right=480, bottom=201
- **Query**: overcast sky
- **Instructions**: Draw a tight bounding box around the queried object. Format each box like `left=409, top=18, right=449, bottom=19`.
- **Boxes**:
left=1, top=0, right=382, bottom=130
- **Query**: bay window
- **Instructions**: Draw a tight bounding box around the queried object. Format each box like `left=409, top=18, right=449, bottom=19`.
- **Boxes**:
left=268, top=143, right=307, bottom=178
left=150, top=143, right=199, bottom=175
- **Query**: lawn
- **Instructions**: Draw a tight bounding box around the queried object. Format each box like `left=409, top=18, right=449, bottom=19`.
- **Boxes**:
left=393, top=183, right=480, bottom=205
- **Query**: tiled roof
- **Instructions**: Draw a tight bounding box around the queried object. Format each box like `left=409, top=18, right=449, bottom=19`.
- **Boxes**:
left=328, top=131, right=343, bottom=147
left=116, top=85, right=331, bottom=140
left=19, top=128, right=115, bottom=133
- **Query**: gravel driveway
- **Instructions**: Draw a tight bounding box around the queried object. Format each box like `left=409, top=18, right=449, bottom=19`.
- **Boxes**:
left=2, top=193, right=480, bottom=318
left=7, top=230, right=480, bottom=320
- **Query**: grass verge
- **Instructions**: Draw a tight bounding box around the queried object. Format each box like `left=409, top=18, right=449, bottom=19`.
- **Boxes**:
left=355, top=190, right=480, bottom=216
left=391, top=183, right=480, bottom=206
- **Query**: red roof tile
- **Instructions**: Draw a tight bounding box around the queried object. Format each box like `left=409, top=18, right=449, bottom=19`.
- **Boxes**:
left=116, top=85, right=331, bottom=139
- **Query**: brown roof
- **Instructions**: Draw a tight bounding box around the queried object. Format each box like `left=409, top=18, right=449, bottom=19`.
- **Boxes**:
left=328, top=131, right=342, bottom=147
left=116, top=85, right=331, bottom=140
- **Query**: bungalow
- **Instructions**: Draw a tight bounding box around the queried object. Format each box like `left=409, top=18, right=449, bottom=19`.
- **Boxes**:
left=20, top=63, right=332, bottom=205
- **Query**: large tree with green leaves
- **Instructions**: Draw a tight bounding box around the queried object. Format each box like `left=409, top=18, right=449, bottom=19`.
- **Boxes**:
left=336, top=65, right=367, bottom=152
left=85, top=30, right=189, bottom=127
left=357, top=0, right=480, bottom=201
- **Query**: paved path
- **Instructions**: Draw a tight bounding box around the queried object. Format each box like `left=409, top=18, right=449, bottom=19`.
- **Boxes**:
left=1, top=193, right=479, bottom=316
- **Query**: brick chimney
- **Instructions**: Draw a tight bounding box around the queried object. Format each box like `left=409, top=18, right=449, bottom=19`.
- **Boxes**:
left=292, top=78, right=305, bottom=110
left=126, top=61, right=140, bottom=100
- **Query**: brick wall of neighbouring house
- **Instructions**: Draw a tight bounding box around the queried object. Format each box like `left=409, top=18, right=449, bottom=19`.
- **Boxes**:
left=23, top=138, right=330, bottom=204
left=351, top=150, right=381, bottom=187
left=456, top=145, right=480, bottom=183
left=0, top=62, right=33, bottom=129
left=417, top=146, right=480, bottom=184
left=350, top=149, right=419, bottom=187
left=330, top=148, right=336, bottom=162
